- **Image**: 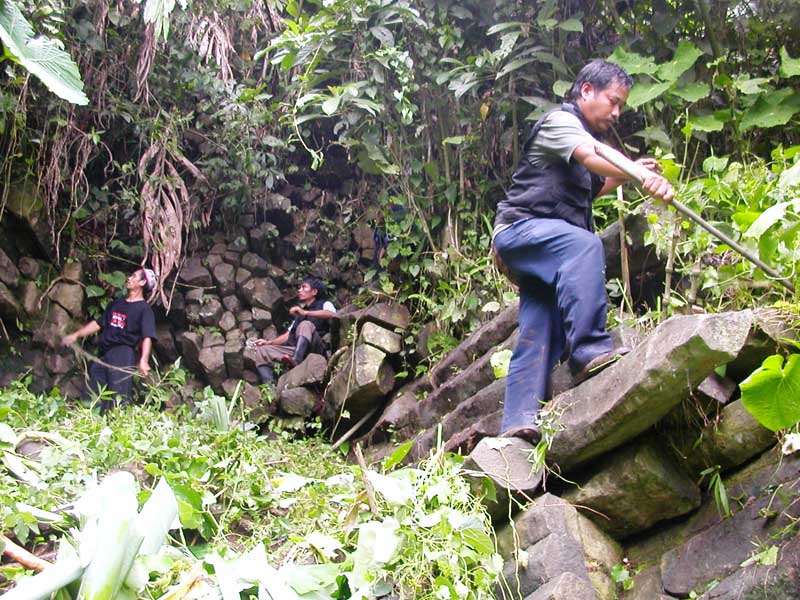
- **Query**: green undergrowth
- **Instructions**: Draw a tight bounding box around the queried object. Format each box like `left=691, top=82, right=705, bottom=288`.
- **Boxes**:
left=0, top=379, right=501, bottom=599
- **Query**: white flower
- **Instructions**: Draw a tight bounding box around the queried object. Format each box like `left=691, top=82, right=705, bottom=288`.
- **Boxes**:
left=781, top=433, right=800, bottom=455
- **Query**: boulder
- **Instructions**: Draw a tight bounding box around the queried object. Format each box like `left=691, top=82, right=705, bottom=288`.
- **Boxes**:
left=462, top=437, right=542, bottom=522
left=154, top=321, right=178, bottom=364
left=251, top=307, right=272, bottom=329
left=337, top=303, right=410, bottom=341
left=185, top=303, right=201, bottom=325
left=695, top=373, right=737, bottom=406
left=279, top=386, right=318, bottom=417
left=358, top=322, right=402, bottom=354
left=18, top=257, right=41, bottom=280
left=32, top=303, right=71, bottom=349
left=205, top=253, right=223, bottom=270
left=224, top=337, right=245, bottom=379
left=186, top=288, right=205, bottom=303
left=198, top=345, right=227, bottom=391
left=680, top=399, right=776, bottom=477
left=223, top=251, right=241, bottom=266
left=323, top=344, right=395, bottom=424
left=21, top=281, right=41, bottom=316
left=659, top=451, right=800, bottom=597
left=499, top=533, right=593, bottom=599
left=203, top=330, right=225, bottom=348
left=260, top=192, right=294, bottom=235
left=180, top=257, right=213, bottom=288
left=409, top=379, right=505, bottom=461
left=249, top=222, right=279, bottom=254
left=219, top=311, right=237, bottom=332
left=241, top=277, right=282, bottom=312
left=545, top=311, right=759, bottom=472
left=624, top=566, right=671, bottom=600
left=431, top=300, right=519, bottom=387
left=212, top=262, right=236, bottom=296
left=228, top=236, right=248, bottom=253
left=241, top=252, right=269, bottom=276
left=199, top=296, right=224, bottom=326
left=563, top=440, right=701, bottom=538
left=523, top=573, right=599, bottom=600
left=45, top=352, right=72, bottom=375
left=277, top=354, right=327, bottom=392
left=0, top=248, right=20, bottom=288
left=0, top=281, right=22, bottom=322
left=167, top=292, right=187, bottom=329
left=495, top=493, right=621, bottom=600
left=180, top=331, right=203, bottom=373
left=222, top=295, right=242, bottom=313
left=48, top=282, right=83, bottom=318
left=4, top=181, right=51, bottom=259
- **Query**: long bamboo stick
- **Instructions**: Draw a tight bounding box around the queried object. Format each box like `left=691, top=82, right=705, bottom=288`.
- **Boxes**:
left=595, top=145, right=795, bottom=294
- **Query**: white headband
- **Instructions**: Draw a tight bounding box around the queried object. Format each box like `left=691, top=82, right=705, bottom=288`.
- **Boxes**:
left=142, top=268, right=158, bottom=290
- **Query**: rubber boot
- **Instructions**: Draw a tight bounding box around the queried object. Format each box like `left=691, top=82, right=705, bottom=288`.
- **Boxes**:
left=257, top=365, right=275, bottom=385
left=292, top=335, right=310, bottom=365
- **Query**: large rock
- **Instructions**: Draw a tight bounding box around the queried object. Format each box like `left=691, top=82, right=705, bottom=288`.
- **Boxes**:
left=224, top=337, right=245, bottom=379
left=563, top=440, right=701, bottom=538
left=358, top=322, right=402, bottom=354
left=199, top=296, right=224, bottom=326
left=180, top=331, right=203, bottom=373
left=431, top=300, right=519, bottom=387
left=33, top=303, right=71, bottom=349
left=0, top=248, right=20, bottom=288
left=337, top=303, right=410, bottom=340
left=198, top=345, right=227, bottom=391
left=323, top=344, right=395, bottom=424
left=499, top=534, right=593, bottom=599
left=18, top=257, right=41, bottom=280
left=241, top=252, right=269, bottom=276
left=48, top=282, right=84, bottom=318
left=212, top=262, right=236, bottom=296
left=523, top=573, right=599, bottom=600
left=409, top=379, right=505, bottom=461
left=180, top=257, right=213, bottom=288
left=21, top=281, right=41, bottom=316
left=680, top=399, right=776, bottom=477
left=279, top=386, right=318, bottom=417
left=659, top=450, right=800, bottom=597
left=154, top=321, right=178, bottom=364
left=219, top=311, right=237, bottom=332
left=545, top=311, right=759, bottom=472
left=240, top=277, right=282, bottom=312
left=0, top=281, right=22, bottom=322
left=277, top=354, right=327, bottom=392
left=222, top=295, right=242, bottom=314
left=495, top=494, right=622, bottom=586
left=697, top=535, right=800, bottom=599
left=251, top=307, right=271, bottom=329
left=462, top=437, right=542, bottom=522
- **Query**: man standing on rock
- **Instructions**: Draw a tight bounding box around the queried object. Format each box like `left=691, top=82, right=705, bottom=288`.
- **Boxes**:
left=62, top=268, right=157, bottom=412
left=252, top=277, right=336, bottom=385
left=493, top=60, right=674, bottom=443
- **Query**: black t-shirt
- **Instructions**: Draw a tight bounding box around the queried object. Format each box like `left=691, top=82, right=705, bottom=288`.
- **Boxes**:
left=95, top=297, right=156, bottom=354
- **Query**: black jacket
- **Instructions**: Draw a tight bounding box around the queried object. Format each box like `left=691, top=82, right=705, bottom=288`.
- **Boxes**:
left=495, top=102, right=606, bottom=231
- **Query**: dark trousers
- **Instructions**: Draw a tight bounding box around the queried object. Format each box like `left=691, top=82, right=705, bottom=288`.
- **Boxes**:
left=88, top=345, right=136, bottom=411
left=493, top=217, right=613, bottom=432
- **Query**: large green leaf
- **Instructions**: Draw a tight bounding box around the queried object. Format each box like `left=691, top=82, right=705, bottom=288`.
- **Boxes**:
left=608, top=47, right=658, bottom=75
left=688, top=112, right=727, bottom=132
left=740, top=91, right=800, bottom=130
left=740, top=354, right=800, bottom=431
left=656, top=40, right=703, bottom=83
left=626, top=80, right=671, bottom=108
left=670, top=81, right=710, bottom=103
left=0, top=0, right=89, bottom=105
left=780, top=46, right=800, bottom=78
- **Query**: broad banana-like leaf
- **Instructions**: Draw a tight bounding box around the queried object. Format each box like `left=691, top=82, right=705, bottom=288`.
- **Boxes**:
left=0, top=0, right=89, bottom=105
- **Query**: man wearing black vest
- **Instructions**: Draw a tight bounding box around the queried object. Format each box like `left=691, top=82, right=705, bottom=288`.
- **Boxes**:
left=493, top=61, right=674, bottom=443
left=252, top=277, right=336, bottom=385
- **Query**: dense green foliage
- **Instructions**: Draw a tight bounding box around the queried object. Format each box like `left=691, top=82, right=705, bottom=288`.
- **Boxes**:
left=3, top=0, right=800, bottom=351
left=0, top=379, right=501, bottom=598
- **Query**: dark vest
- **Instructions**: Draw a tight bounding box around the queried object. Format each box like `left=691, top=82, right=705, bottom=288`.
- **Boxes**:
left=495, top=103, right=606, bottom=231
left=288, top=297, right=332, bottom=345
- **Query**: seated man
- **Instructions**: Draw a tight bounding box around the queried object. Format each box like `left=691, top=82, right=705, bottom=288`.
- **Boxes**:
left=62, top=268, right=157, bottom=412
left=253, top=277, right=336, bottom=385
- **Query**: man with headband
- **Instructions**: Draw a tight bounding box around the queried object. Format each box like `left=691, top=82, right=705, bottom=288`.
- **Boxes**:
left=62, top=267, right=157, bottom=412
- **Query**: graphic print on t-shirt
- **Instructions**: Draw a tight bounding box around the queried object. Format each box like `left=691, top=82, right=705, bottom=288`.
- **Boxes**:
left=110, top=311, right=128, bottom=329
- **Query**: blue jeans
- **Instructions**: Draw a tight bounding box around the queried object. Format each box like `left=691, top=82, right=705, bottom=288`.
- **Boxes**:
left=493, top=218, right=613, bottom=432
